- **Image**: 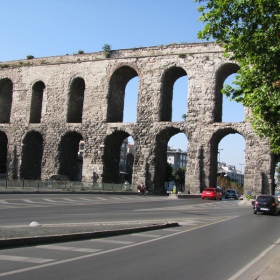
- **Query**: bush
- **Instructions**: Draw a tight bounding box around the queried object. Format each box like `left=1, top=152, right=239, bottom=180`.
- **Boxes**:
left=102, top=44, right=111, bottom=58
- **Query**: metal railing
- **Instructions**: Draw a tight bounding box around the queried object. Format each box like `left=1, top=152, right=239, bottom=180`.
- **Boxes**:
left=0, top=178, right=137, bottom=192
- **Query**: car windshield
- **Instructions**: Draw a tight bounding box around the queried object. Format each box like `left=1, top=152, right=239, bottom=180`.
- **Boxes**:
left=257, top=196, right=274, bottom=203
left=205, top=189, right=214, bottom=192
left=227, top=190, right=235, bottom=193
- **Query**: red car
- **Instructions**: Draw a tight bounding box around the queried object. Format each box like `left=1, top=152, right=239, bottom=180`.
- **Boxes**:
left=201, top=188, right=222, bottom=200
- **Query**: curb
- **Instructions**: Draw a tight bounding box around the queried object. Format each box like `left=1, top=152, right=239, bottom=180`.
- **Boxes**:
left=0, top=222, right=179, bottom=249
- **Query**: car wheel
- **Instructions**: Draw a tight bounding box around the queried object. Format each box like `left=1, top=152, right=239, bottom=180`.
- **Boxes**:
left=254, top=210, right=257, bottom=214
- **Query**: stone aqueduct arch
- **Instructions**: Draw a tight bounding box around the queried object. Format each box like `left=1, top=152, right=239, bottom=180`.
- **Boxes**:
left=0, top=43, right=275, bottom=196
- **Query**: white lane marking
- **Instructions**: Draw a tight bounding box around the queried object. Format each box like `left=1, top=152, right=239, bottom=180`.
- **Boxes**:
left=79, top=198, right=96, bottom=201
left=0, top=255, right=54, bottom=264
left=0, top=216, right=237, bottom=277
left=43, top=199, right=59, bottom=203
left=163, top=228, right=182, bottom=232
left=37, top=245, right=101, bottom=253
left=62, top=198, right=77, bottom=202
left=132, top=233, right=161, bottom=238
left=23, top=199, right=38, bottom=204
left=228, top=236, right=280, bottom=280
left=42, top=199, right=74, bottom=204
left=90, top=239, right=134, bottom=245
left=95, top=197, right=107, bottom=201
left=22, top=199, right=53, bottom=205
left=0, top=200, right=9, bottom=204
left=110, top=197, right=120, bottom=200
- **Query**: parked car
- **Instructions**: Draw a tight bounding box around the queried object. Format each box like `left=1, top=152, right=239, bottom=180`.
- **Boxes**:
left=201, top=188, right=222, bottom=200
left=224, top=189, right=238, bottom=200
left=253, top=195, right=280, bottom=216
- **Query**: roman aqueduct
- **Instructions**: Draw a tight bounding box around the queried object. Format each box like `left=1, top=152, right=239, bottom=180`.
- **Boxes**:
left=0, top=42, right=276, bottom=196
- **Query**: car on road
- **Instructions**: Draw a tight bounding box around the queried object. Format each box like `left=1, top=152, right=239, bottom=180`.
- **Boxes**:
left=224, top=189, right=238, bottom=200
left=253, top=195, right=280, bottom=216
left=201, top=188, right=222, bottom=200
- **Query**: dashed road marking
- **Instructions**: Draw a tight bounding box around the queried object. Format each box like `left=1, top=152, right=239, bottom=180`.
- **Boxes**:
left=90, top=239, right=135, bottom=244
left=37, top=245, right=101, bottom=253
left=132, top=233, right=162, bottom=238
left=0, top=255, right=55, bottom=264
left=0, top=200, right=10, bottom=204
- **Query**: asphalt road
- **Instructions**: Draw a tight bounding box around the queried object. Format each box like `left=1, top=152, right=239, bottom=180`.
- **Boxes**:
left=1, top=193, right=280, bottom=279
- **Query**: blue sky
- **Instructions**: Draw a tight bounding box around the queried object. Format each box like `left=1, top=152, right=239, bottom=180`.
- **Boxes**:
left=0, top=0, right=245, bottom=171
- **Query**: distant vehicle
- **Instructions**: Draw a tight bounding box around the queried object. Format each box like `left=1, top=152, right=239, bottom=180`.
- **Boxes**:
left=224, top=189, right=238, bottom=200
left=201, top=188, right=222, bottom=200
left=253, top=195, right=280, bottom=216
left=239, top=194, right=244, bottom=200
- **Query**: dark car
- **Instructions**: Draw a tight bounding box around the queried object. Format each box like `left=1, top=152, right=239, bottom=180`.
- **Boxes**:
left=224, top=189, right=238, bottom=200
left=254, top=195, right=280, bottom=216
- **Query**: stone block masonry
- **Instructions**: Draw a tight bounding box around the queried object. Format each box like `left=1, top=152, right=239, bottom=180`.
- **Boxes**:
left=0, top=43, right=275, bottom=196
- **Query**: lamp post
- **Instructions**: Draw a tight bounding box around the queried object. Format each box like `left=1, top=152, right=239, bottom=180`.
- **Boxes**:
left=218, top=149, right=223, bottom=163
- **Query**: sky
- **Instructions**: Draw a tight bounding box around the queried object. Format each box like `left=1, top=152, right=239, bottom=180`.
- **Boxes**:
left=0, top=0, right=245, bottom=172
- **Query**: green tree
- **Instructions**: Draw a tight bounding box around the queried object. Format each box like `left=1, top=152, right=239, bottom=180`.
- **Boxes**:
left=195, top=0, right=280, bottom=154
left=173, top=167, right=186, bottom=191
left=165, top=162, right=174, bottom=182
left=217, top=175, right=231, bottom=189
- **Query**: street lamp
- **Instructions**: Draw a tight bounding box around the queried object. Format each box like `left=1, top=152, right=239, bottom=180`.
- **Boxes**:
left=218, top=149, right=223, bottom=163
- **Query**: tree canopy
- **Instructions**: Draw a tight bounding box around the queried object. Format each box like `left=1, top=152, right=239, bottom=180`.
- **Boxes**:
left=195, top=0, right=280, bottom=154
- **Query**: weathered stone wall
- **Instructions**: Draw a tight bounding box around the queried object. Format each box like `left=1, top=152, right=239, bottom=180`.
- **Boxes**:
left=0, top=43, right=274, bottom=196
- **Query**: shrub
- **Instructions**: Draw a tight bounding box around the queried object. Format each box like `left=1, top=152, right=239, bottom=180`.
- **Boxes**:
left=102, top=44, right=111, bottom=58
left=26, top=55, right=34, bottom=60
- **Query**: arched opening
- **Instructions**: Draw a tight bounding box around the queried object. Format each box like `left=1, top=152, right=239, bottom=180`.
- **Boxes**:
left=107, top=66, right=138, bottom=122
left=214, top=63, right=240, bottom=122
left=172, top=76, right=188, bottom=121
left=102, top=131, right=132, bottom=183
left=154, top=128, right=188, bottom=193
left=123, top=76, right=139, bottom=123
left=209, top=129, right=245, bottom=194
left=222, top=74, right=244, bottom=122
left=166, top=133, right=188, bottom=192
left=0, top=78, right=13, bottom=123
left=160, top=67, right=187, bottom=122
left=67, top=77, right=85, bottom=123
left=30, top=81, right=45, bottom=123
left=58, top=132, right=83, bottom=181
left=0, top=131, right=8, bottom=177
left=20, top=131, right=43, bottom=179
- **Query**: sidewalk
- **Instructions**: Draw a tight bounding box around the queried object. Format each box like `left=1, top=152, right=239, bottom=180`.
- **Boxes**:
left=0, top=221, right=179, bottom=248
